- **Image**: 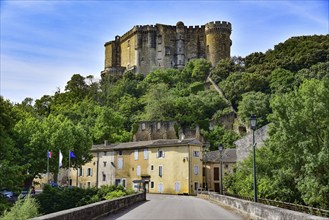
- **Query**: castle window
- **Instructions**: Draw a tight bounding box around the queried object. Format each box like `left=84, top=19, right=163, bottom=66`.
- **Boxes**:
left=158, top=35, right=162, bottom=44
left=127, top=40, right=130, bottom=48
left=165, top=47, right=170, bottom=55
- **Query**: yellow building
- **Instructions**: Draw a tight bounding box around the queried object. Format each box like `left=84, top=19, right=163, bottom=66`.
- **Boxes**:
left=69, top=142, right=116, bottom=188
left=112, top=138, right=203, bottom=195
left=203, top=149, right=236, bottom=193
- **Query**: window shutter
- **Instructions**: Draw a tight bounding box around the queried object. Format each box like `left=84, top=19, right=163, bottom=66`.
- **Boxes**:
left=134, top=149, right=138, bottom=160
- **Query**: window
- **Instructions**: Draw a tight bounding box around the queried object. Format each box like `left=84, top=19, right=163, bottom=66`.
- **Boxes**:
left=87, top=168, right=93, bottom=176
left=103, top=161, right=107, bottom=167
left=159, top=165, right=163, bottom=177
left=79, top=182, right=82, bottom=188
left=118, top=158, right=123, bottom=169
left=118, top=150, right=123, bottom=156
left=142, top=123, right=146, bottom=130
left=137, top=165, right=141, bottom=176
left=203, top=167, right=206, bottom=177
left=225, top=164, right=229, bottom=169
left=144, top=149, right=148, bottom=159
left=115, top=179, right=121, bottom=186
left=193, top=151, right=200, bottom=157
left=157, top=149, right=165, bottom=158
left=78, top=167, right=83, bottom=176
left=194, top=165, right=199, bottom=175
left=134, top=149, right=139, bottom=160
left=121, top=179, right=126, bottom=187
left=127, top=39, right=130, bottom=48
left=165, top=47, right=170, bottom=55
left=151, top=181, right=154, bottom=188
left=104, top=152, right=107, bottom=156
left=102, top=173, right=106, bottom=181
left=157, top=122, right=161, bottom=130
left=214, top=167, right=219, bottom=181
left=87, top=182, right=91, bottom=188
left=151, top=165, right=154, bottom=171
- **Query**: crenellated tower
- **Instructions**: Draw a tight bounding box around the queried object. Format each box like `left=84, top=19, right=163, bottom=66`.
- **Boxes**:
left=205, top=21, right=232, bottom=66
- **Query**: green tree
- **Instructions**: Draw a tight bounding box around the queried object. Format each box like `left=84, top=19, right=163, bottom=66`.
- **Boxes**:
left=0, top=97, right=25, bottom=191
left=237, top=92, right=271, bottom=128
left=14, top=114, right=92, bottom=186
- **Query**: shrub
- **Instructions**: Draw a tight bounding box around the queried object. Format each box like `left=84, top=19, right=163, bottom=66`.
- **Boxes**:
left=105, top=190, right=126, bottom=200
left=1, top=195, right=39, bottom=220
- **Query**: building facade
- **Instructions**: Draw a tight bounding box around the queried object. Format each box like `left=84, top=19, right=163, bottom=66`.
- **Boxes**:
left=112, top=139, right=203, bottom=195
left=203, top=149, right=236, bottom=193
left=101, top=21, right=232, bottom=76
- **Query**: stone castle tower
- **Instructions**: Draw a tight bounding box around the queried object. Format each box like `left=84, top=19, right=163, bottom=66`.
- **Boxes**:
left=101, top=21, right=232, bottom=77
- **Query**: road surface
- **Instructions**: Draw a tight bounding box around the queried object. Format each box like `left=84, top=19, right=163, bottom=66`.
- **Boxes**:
left=101, top=194, right=243, bottom=220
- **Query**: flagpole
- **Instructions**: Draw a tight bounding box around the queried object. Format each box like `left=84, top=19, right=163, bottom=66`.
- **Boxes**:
left=47, top=151, right=49, bottom=184
left=68, top=150, right=70, bottom=186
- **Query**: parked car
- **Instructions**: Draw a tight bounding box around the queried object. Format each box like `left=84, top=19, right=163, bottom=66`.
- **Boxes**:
left=0, top=189, right=14, bottom=198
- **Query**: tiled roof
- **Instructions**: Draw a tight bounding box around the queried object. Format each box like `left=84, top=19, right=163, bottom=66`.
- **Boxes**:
left=92, top=138, right=202, bottom=151
left=203, top=149, right=237, bottom=163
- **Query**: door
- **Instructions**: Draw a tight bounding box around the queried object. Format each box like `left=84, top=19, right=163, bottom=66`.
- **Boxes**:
left=158, top=183, right=163, bottom=193
left=174, top=182, right=180, bottom=193
left=214, top=183, right=220, bottom=192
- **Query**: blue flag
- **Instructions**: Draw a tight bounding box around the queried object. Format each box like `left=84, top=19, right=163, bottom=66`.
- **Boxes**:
left=70, top=150, right=76, bottom=158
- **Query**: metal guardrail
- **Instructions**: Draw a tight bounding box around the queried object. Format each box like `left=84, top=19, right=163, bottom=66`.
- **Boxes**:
left=224, top=192, right=329, bottom=218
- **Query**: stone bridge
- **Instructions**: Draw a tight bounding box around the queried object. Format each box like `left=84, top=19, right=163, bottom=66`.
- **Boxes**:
left=32, top=192, right=327, bottom=220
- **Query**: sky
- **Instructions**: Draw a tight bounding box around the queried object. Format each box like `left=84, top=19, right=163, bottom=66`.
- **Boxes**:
left=1, top=0, right=328, bottom=103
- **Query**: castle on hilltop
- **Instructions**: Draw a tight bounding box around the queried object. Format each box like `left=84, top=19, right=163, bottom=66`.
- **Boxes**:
left=101, top=21, right=232, bottom=76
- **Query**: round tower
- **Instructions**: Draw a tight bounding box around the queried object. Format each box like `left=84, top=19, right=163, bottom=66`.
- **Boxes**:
left=176, top=21, right=185, bottom=69
left=205, top=21, right=232, bottom=66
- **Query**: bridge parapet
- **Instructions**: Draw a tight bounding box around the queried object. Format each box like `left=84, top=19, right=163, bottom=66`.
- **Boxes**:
left=31, top=192, right=146, bottom=220
left=198, top=191, right=328, bottom=220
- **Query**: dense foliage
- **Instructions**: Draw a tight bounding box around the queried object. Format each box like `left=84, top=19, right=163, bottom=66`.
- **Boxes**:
left=0, top=34, right=328, bottom=211
left=36, top=184, right=134, bottom=214
left=225, top=79, right=329, bottom=209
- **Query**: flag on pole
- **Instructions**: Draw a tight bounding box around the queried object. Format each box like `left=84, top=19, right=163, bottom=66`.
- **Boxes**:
left=69, top=150, right=76, bottom=158
left=59, top=150, right=63, bottom=167
left=48, top=150, right=52, bottom=158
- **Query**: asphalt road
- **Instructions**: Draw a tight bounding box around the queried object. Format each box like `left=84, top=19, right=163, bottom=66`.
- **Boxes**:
left=101, top=194, right=244, bottom=220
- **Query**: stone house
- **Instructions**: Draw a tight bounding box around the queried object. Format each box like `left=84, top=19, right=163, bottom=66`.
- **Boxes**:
left=202, top=149, right=237, bottom=193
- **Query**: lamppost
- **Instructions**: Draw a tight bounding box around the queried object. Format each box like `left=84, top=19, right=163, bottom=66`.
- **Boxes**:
left=250, top=114, right=258, bottom=202
left=218, top=144, right=223, bottom=195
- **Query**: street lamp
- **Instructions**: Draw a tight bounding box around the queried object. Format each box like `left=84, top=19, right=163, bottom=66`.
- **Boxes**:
left=218, top=144, right=223, bottom=195
left=250, top=114, right=258, bottom=202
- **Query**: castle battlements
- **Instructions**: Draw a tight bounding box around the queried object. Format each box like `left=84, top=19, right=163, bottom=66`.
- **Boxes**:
left=102, top=21, right=232, bottom=77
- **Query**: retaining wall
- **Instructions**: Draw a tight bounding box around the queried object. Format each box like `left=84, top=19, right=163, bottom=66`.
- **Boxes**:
left=198, top=192, right=328, bottom=220
left=31, top=192, right=146, bottom=220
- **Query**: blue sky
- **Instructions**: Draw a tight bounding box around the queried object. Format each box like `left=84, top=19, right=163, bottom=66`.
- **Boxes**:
left=1, top=0, right=328, bottom=103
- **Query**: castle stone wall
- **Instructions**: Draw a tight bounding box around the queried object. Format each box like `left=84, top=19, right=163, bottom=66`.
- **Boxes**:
left=102, top=21, right=232, bottom=77
left=234, top=125, right=269, bottom=162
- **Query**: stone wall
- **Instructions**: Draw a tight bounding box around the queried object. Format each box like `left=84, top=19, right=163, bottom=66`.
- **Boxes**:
left=234, top=124, right=269, bottom=162
left=133, top=121, right=177, bottom=141
left=31, top=192, right=146, bottom=220
left=198, top=192, right=327, bottom=220
left=102, top=21, right=232, bottom=76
